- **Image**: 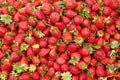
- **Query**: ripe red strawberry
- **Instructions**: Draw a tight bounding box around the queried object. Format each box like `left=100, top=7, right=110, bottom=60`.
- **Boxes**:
left=0, top=51, right=5, bottom=60
left=50, top=12, right=60, bottom=23
left=19, top=56, right=28, bottom=66
left=19, top=21, right=29, bottom=31
left=58, top=43, right=66, bottom=53
left=49, top=49, right=58, bottom=60
left=55, top=22, right=65, bottom=30
left=32, top=71, right=40, bottom=80
left=66, top=10, right=77, bottom=18
left=10, top=52, right=20, bottom=62
left=19, top=72, right=30, bottom=80
left=81, top=27, right=91, bottom=38
left=85, top=0, right=95, bottom=6
left=26, top=47, right=34, bottom=57
left=62, top=32, right=72, bottom=43
left=79, top=72, right=87, bottom=80
left=93, top=49, right=106, bottom=60
left=70, top=66, right=80, bottom=75
left=82, top=19, right=90, bottom=27
left=74, top=16, right=83, bottom=25
left=41, top=2, right=52, bottom=15
left=61, top=63, right=69, bottom=72
left=56, top=57, right=66, bottom=64
left=3, top=32, right=15, bottom=45
left=79, top=46, right=89, bottom=56
left=34, top=10, right=45, bottom=20
left=39, top=40, right=47, bottom=48
left=28, top=16, right=37, bottom=26
left=50, top=27, right=61, bottom=39
left=53, top=62, right=61, bottom=71
left=61, top=16, right=70, bottom=24
left=0, top=25, right=7, bottom=37
left=25, top=3, right=33, bottom=15
left=68, top=44, right=78, bottom=52
left=90, top=58, right=97, bottom=66
left=39, top=48, right=50, bottom=57
left=48, top=37, right=58, bottom=45
left=66, top=0, right=76, bottom=10
left=32, top=56, right=40, bottom=65
left=36, top=21, right=46, bottom=30
left=95, top=65, right=105, bottom=77
left=72, top=75, right=79, bottom=80
left=47, top=68, right=55, bottom=76
left=1, top=60, right=12, bottom=71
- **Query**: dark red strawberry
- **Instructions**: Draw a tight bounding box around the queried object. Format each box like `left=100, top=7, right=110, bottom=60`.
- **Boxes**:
left=68, top=44, right=78, bottom=53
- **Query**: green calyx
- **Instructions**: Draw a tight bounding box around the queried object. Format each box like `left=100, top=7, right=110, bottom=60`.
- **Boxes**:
left=32, top=44, right=39, bottom=48
left=110, top=41, right=120, bottom=49
left=0, top=14, right=12, bottom=24
left=0, top=41, right=3, bottom=49
left=37, top=30, right=45, bottom=38
left=69, top=56, right=79, bottom=65
left=70, top=29, right=79, bottom=36
left=8, top=6, right=14, bottom=14
left=0, top=73, right=7, bottom=80
left=29, top=64, right=36, bottom=72
left=61, top=71, right=72, bottom=80
left=110, top=50, right=117, bottom=59
left=79, top=9, right=90, bottom=18
left=104, top=16, right=110, bottom=23
left=92, top=15, right=99, bottom=22
left=106, top=64, right=116, bottom=73
left=11, top=63, right=28, bottom=76
left=82, top=63, right=88, bottom=71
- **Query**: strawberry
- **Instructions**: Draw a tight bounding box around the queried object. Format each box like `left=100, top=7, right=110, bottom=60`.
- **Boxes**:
left=70, top=66, right=80, bottom=75
left=62, top=32, right=72, bottom=43
left=66, top=0, right=76, bottom=10
left=39, top=48, right=50, bottom=57
left=56, top=57, right=66, bottom=64
left=79, top=46, right=89, bottom=56
left=81, top=27, right=91, bottom=38
left=68, top=44, right=78, bottom=52
left=32, top=71, right=40, bottom=80
left=0, top=51, right=5, bottom=60
left=74, top=16, right=83, bottom=25
left=61, top=63, right=69, bottom=72
left=95, top=65, right=105, bottom=77
left=79, top=72, right=87, bottom=80
left=50, top=12, right=60, bottom=23
left=47, top=68, right=55, bottom=76
left=10, top=52, right=20, bottom=62
left=58, top=43, right=66, bottom=53
left=32, top=56, right=40, bottom=65
left=66, top=10, right=77, bottom=18
left=36, top=21, right=46, bottom=30
left=1, top=60, right=12, bottom=71
left=93, top=49, right=106, bottom=60
left=48, top=37, right=58, bottom=45
left=19, top=72, right=30, bottom=80
left=19, top=21, right=29, bottom=31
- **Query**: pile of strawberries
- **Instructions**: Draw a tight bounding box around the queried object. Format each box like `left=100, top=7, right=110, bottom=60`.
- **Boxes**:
left=0, top=0, right=120, bottom=80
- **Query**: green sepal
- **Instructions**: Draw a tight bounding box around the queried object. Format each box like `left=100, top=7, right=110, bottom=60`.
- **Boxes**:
left=69, top=56, right=79, bottom=65
left=110, top=41, right=120, bottom=49
left=61, top=71, right=72, bottom=80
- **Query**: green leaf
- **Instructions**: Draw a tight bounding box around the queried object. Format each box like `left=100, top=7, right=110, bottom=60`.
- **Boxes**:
left=70, top=29, right=79, bottom=36
left=0, top=14, right=12, bottom=24
left=117, top=24, right=120, bottom=29
left=82, top=63, right=88, bottom=71
left=37, top=30, right=45, bottom=38
left=110, top=41, right=119, bottom=49
left=106, top=64, right=116, bottom=73
left=93, top=45, right=101, bottom=49
left=79, top=9, right=90, bottom=18
left=92, top=15, right=99, bottom=22
left=98, top=77, right=107, bottom=80
left=32, top=44, right=39, bottom=48
left=110, top=50, right=116, bottom=59
left=69, top=56, right=79, bottom=65
left=61, top=72, right=72, bottom=80
left=87, top=71, right=93, bottom=77
left=104, top=16, right=110, bottom=23
left=88, top=45, right=94, bottom=54
left=58, top=1, right=65, bottom=9
left=4, top=50, right=11, bottom=59
left=12, top=63, right=28, bottom=76
left=0, top=41, right=3, bottom=49
left=99, top=7, right=103, bottom=15
left=12, top=41, right=18, bottom=46
left=99, top=0, right=103, bottom=6
left=8, top=6, right=14, bottom=14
